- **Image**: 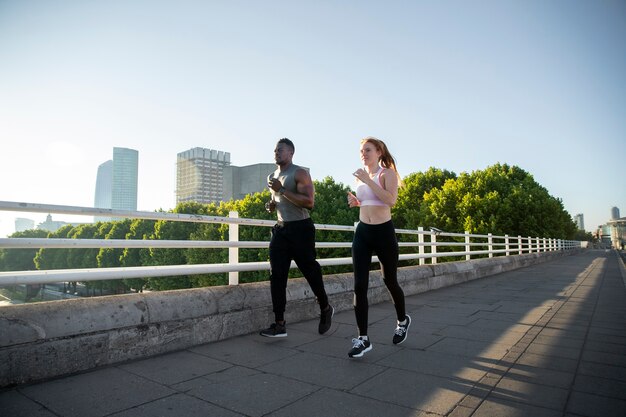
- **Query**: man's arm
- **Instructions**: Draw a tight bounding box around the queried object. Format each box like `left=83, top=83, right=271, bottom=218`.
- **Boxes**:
left=283, top=168, right=315, bottom=209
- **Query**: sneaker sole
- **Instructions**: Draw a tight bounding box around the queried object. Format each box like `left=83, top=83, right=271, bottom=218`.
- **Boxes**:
left=349, top=344, right=373, bottom=358
left=393, top=315, right=411, bottom=345
left=260, top=333, right=288, bottom=338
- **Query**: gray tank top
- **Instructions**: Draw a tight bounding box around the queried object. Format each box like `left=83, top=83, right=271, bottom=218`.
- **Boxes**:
left=269, top=163, right=310, bottom=222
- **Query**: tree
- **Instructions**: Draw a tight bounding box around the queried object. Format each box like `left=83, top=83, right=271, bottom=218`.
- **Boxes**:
left=0, top=229, right=49, bottom=272
left=573, top=229, right=593, bottom=242
left=97, top=220, right=132, bottom=268
left=120, top=218, right=157, bottom=292
left=147, top=202, right=209, bottom=290
left=310, top=177, right=359, bottom=274
left=393, top=167, right=457, bottom=230
left=418, top=163, right=578, bottom=239
left=34, top=224, right=75, bottom=270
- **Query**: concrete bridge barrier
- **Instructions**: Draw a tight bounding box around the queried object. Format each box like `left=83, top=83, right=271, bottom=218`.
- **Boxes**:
left=0, top=250, right=580, bottom=387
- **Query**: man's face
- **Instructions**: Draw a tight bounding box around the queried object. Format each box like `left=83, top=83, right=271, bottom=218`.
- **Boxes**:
left=274, top=143, right=293, bottom=164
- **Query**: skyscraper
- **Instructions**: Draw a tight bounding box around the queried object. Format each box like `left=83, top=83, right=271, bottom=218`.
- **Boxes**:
left=94, top=147, right=138, bottom=222
left=176, top=147, right=276, bottom=205
left=111, top=147, right=138, bottom=211
left=611, top=206, right=620, bottom=220
left=574, top=213, right=584, bottom=231
left=176, top=147, right=231, bottom=204
left=94, top=160, right=113, bottom=221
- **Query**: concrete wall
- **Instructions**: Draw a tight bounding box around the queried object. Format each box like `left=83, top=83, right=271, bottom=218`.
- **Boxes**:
left=0, top=250, right=579, bottom=387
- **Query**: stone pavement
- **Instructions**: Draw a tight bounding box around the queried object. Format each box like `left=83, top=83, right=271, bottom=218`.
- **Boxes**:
left=1, top=250, right=625, bottom=417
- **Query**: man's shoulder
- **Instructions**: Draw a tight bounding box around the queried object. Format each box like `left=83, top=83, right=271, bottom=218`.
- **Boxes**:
left=292, top=164, right=311, bottom=177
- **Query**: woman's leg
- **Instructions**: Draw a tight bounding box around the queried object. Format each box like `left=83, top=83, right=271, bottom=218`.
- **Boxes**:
left=375, top=221, right=406, bottom=322
left=352, top=223, right=373, bottom=336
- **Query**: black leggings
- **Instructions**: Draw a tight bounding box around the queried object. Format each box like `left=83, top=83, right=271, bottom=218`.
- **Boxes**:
left=352, top=220, right=406, bottom=336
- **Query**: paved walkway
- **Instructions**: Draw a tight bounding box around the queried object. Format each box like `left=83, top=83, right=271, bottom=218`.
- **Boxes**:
left=1, top=250, right=625, bottom=417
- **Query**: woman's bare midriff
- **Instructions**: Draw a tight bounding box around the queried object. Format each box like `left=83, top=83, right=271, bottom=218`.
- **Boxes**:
left=359, top=205, right=392, bottom=225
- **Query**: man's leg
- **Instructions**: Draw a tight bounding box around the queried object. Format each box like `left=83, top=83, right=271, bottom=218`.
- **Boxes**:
left=291, top=219, right=329, bottom=310
left=268, top=225, right=292, bottom=322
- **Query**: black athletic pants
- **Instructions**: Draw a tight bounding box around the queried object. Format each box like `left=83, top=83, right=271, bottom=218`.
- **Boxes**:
left=269, top=218, right=329, bottom=322
left=352, top=220, right=406, bottom=336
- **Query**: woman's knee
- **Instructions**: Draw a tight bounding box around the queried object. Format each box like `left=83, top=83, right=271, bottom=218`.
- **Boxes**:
left=383, top=275, right=402, bottom=291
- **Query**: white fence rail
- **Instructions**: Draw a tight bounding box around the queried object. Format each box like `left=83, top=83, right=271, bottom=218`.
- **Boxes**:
left=0, top=201, right=582, bottom=286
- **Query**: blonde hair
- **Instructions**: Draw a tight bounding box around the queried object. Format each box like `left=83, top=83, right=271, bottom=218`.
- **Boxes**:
left=361, top=137, right=402, bottom=185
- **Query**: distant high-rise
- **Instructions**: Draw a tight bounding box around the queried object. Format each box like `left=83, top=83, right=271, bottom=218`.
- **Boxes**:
left=611, top=206, right=620, bottom=220
left=94, top=147, right=138, bottom=222
left=574, top=213, right=585, bottom=231
left=176, top=147, right=276, bottom=205
left=94, top=160, right=113, bottom=222
left=112, top=147, right=139, bottom=211
left=176, top=148, right=231, bottom=204
left=223, top=163, right=276, bottom=201
left=15, top=218, right=35, bottom=233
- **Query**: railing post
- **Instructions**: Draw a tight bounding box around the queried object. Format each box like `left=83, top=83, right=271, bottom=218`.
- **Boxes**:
left=528, top=236, right=532, bottom=253
left=229, top=211, right=239, bottom=285
left=505, top=234, right=510, bottom=256
left=431, top=232, right=437, bottom=264
left=418, top=227, right=425, bottom=265
left=543, top=237, right=547, bottom=252
left=488, top=233, right=493, bottom=258
left=536, top=237, right=540, bottom=252
left=518, top=235, right=522, bottom=254
left=465, top=231, right=470, bottom=260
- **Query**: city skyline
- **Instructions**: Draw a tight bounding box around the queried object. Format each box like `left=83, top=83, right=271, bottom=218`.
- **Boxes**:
left=1, top=1, right=625, bottom=237
left=3, top=142, right=622, bottom=237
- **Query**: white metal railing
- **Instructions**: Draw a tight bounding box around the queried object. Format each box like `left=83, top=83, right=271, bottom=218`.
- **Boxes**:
left=0, top=201, right=582, bottom=287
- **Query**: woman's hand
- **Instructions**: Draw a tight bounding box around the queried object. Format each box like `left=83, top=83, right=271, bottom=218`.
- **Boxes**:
left=347, top=191, right=360, bottom=208
left=352, top=168, right=370, bottom=183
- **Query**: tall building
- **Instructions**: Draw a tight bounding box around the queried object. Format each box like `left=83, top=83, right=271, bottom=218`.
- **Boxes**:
left=611, top=206, right=620, bottom=220
left=94, top=160, right=113, bottom=222
left=93, top=147, right=138, bottom=222
left=176, top=147, right=276, bottom=204
left=112, top=147, right=139, bottom=211
left=223, top=163, right=276, bottom=201
left=15, top=218, right=35, bottom=232
left=176, top=148, right=231, bottom=204
left=574, top=213, right=584, bottom=231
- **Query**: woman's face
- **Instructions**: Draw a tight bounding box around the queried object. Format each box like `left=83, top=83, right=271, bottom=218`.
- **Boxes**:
left=360, top=141, right=381, bottom=166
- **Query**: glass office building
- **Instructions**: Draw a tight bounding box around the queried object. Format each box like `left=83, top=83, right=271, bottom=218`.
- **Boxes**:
left=176, top=147, right=276, bottom=205
left=111, top=147, right=138, bottom=211
left=94, top=148, right=138, bottom=222
left=176, top=148, right=231, bottom=205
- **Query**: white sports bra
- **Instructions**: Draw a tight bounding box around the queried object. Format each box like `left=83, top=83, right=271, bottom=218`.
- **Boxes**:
left=356, top=168, right=388, bottom=206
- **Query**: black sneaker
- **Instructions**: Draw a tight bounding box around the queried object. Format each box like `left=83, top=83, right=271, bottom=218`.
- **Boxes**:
left=348, top=337, right=372, bottom=358
left=392, top=314, right=411, bottom=345
left=260, top=322, right=287, bottom=338
left=318, top=305, right=334, bottom=334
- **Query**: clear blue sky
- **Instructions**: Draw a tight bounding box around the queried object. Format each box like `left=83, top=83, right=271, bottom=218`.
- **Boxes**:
left=1, top=0, right=624, bottom=237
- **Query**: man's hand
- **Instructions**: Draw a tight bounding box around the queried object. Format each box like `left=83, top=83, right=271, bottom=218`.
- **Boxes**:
left=268, top=178, right=283, bottom=193
left=265, top=200, right=276, bottom=213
